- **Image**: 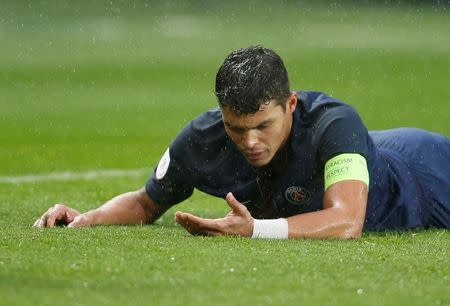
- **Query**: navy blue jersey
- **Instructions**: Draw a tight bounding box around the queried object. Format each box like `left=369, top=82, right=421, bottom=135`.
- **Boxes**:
left=146, top=90, right=450, bottom=230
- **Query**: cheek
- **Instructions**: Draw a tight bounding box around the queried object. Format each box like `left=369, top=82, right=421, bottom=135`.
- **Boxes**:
left=270, top=123, right=286, bottom=145
left=274, top=121, right=285, bottom=136
left=228, top=134, right=241, bottom=145
left=263, top=127, right=281, bottom=146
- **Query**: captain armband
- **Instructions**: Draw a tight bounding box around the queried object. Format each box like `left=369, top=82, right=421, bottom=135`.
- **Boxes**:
left=324, top=153, right=369, bottom=191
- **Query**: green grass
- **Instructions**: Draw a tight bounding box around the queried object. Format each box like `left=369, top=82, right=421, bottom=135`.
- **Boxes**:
left=1, top=2, right=449, bottom=305
left=1, top=178, right=449, bottom=306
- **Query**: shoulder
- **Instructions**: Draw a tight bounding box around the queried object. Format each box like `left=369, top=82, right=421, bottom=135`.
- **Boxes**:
left=176, top=107, right=226, bottom=146
left=293, top=90, right=369, bottom=162
left=170, top=107, right=229, bottom=161
left=189, top=107, right=224, bottom=136
left=295, top=90, right=363, bottom=129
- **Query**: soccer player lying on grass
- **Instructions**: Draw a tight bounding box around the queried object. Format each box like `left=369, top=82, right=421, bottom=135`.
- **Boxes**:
left=34, top=46, right=450, bottom=239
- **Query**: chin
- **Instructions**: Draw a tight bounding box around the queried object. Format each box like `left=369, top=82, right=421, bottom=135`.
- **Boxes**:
left=247, top=157, right=271, bottom=167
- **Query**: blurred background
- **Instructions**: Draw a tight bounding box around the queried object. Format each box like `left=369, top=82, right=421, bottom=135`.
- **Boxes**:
left=1, top=0, right=449, bottom=176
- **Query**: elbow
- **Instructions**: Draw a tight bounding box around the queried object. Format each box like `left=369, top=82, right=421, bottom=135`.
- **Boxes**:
left=332, top=207, right=365, bottom=239
left=136, top=188, right=165, bottom=224
left=328, top=216, right=363, bottom=239
left=339, top=224, right=363, bottom=239
left=342, top=230, right=362, bottom=239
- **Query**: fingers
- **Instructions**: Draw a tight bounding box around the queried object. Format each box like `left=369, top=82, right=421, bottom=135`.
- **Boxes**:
left=46, top=209, right=59, bottom=227
left=33, top=217, right=41, bottom=227
left=33, top=206, right=55, bottom=228
left=175, top=211, right=196, bottom=234
left=175, top=211, right=221, bottom=236
left=33, top=204, right=80, bottom=228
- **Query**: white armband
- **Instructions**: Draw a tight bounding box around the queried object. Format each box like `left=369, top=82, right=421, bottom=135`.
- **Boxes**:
left=251, top=218, right=289, bottom=239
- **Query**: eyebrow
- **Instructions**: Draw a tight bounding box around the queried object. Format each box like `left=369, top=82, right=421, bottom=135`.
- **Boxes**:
left=224, top=119, right=273, bottom=131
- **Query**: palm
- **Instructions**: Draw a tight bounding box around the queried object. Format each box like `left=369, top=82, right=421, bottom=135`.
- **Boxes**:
left=175, top=192, right=253, bottom=237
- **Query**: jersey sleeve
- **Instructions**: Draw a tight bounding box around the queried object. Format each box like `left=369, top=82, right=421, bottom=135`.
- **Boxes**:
left=145, top=127, right=196, bottom=207
left=313, top=104, right=369, bottom=165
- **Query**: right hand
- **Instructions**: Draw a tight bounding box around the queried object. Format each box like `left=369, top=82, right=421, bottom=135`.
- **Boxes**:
left=33, top=204, right=90, bottom=228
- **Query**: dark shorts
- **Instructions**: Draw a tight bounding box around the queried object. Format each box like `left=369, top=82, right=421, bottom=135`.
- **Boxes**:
left=370, top=128, right=450, bottom=229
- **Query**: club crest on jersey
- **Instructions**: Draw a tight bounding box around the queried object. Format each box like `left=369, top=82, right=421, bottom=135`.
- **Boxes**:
left=285, top=186, right=311, bottom=206
left=156, top=148, right=170, bottom=180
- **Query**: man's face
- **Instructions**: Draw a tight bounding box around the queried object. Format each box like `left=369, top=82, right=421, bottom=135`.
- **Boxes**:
left=222, top=93, right=297, bottom=167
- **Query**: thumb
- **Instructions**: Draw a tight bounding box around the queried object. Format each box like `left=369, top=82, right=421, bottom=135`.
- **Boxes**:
left=225, top=192, right=248, bottom=215
left=67, top=214, right=90, bottom=228
left=65, top=210, right=79, bottom=224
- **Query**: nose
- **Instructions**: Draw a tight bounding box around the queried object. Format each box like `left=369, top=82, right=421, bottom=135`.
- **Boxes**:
left=242, top=130, right=259, bottom=150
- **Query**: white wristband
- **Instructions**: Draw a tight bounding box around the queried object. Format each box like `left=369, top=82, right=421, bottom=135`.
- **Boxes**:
left=251, top=218, right=289, bottom=239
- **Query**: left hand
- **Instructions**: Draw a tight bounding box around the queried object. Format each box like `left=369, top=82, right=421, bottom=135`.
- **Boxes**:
left=175, top=192, right=253, bottom=237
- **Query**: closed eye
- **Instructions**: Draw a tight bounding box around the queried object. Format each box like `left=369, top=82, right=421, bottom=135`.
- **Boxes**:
left=228, top=126, right=246, bottom=134
left=224, top=119, right=273, bottom=133
left=256, top=123, right=269, bottom=130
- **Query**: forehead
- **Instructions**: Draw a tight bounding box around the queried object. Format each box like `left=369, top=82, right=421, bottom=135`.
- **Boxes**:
left=221, top=102, right=282, bottom=127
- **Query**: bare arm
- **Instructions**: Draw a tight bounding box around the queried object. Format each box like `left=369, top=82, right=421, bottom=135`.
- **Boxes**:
left=175, top=180, right=368, bottom=239
left=287, top=180, right=368, bottom=239
left=34, top=187, right=167, bottom=228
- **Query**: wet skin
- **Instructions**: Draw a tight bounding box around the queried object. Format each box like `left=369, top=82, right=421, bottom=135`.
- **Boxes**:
left=34, top=91, right=368, bottom=239
left=175, top=92, right=368, bottom=238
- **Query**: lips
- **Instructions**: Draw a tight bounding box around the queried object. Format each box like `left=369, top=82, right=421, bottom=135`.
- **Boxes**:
left=247, top=151, right=265, bottom=161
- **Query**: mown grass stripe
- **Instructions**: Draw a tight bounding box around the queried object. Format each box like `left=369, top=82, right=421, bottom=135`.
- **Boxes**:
left=0, top=168, right=149, bottom=184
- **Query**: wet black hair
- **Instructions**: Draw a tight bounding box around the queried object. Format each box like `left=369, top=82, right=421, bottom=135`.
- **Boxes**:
left=215, top=46, right=291, bottom=114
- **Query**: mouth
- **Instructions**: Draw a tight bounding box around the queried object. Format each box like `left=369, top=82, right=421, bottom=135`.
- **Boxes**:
left=246, top=151, right=265, bottom=161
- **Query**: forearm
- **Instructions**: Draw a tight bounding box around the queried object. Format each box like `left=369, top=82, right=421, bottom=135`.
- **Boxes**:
left=83, top=189, right=165, bottom=226
left=284, top=180, right=368, bottom=239
left=286, top=207, right=364, bottom=239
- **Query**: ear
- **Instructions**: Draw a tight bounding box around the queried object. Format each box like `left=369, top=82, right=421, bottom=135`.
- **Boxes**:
left=286, top=91, right=297, bottom=113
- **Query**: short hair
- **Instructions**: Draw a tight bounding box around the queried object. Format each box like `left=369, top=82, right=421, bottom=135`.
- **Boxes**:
left=215, top=46, right=291, bottom=114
